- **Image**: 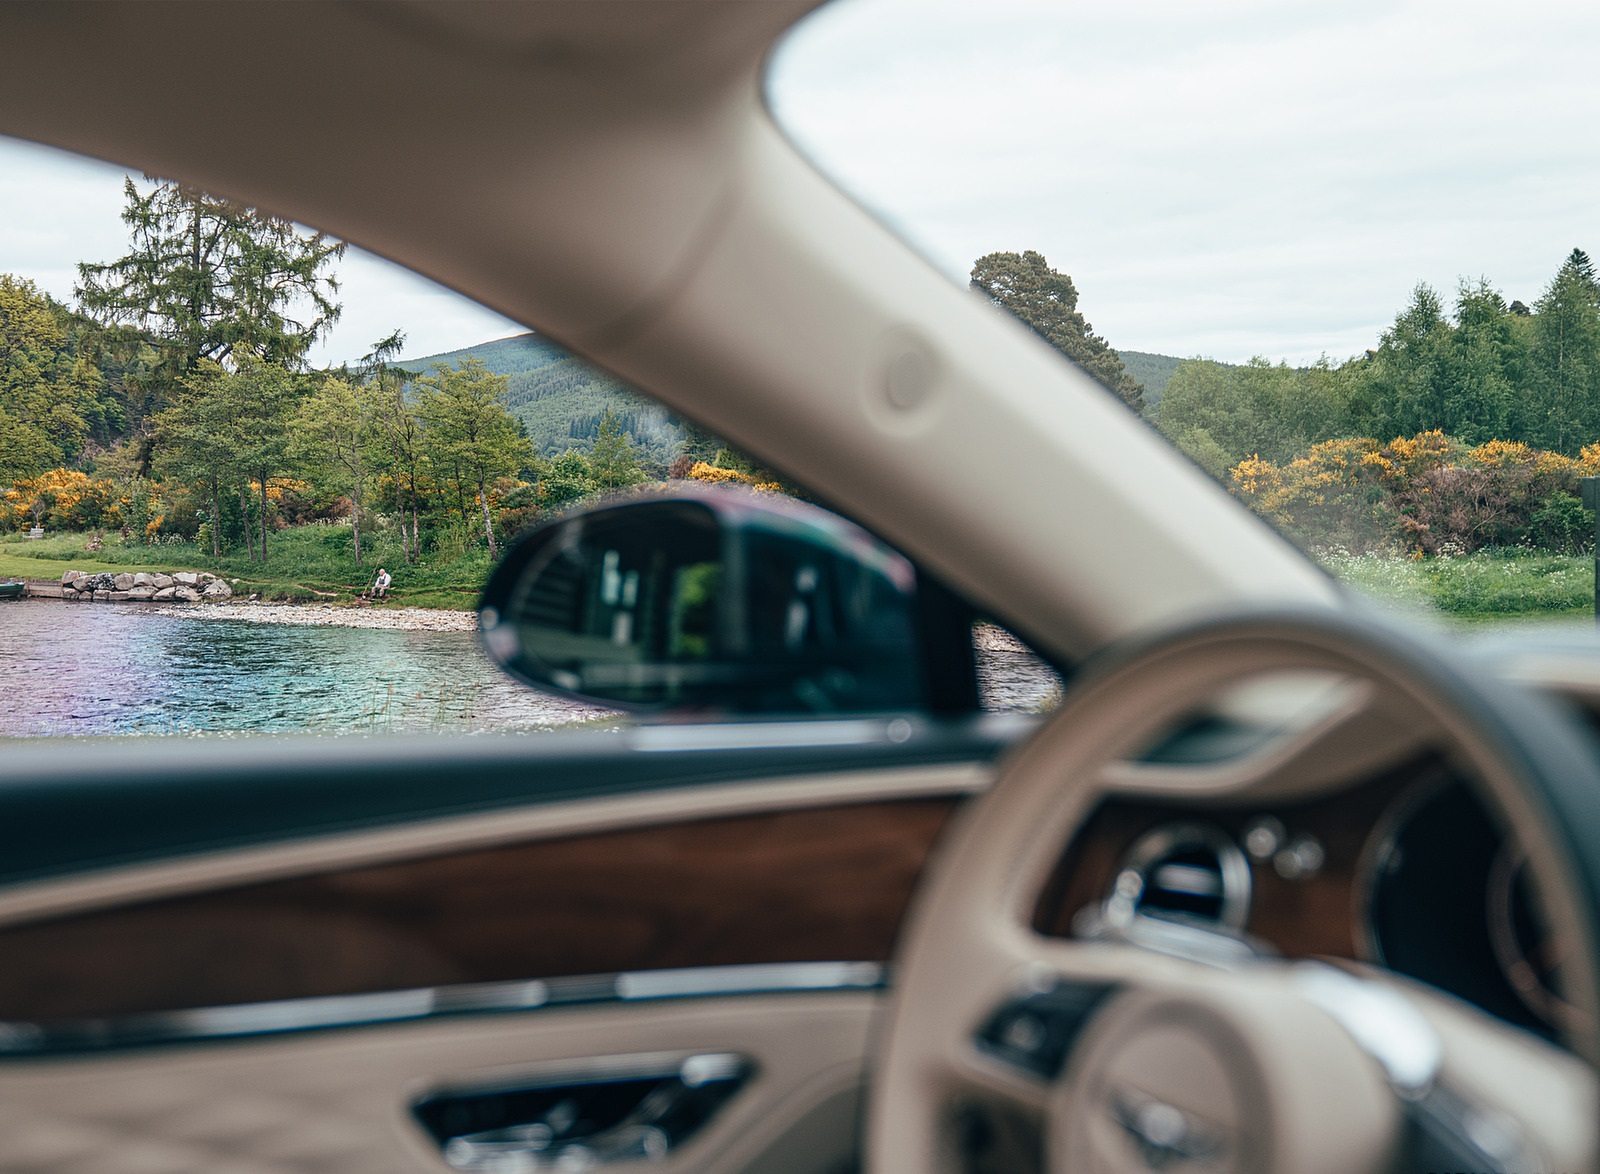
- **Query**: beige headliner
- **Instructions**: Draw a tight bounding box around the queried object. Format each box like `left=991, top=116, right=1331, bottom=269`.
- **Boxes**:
left=0, top=0, right=1337, bottom=658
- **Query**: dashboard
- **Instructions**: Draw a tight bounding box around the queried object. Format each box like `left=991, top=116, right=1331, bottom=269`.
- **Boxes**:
left=1031, top=747, right=1576, bottom=1043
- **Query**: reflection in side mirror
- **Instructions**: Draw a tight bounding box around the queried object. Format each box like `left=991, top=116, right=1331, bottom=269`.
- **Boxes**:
left=478, top=486, right=978, bottom=716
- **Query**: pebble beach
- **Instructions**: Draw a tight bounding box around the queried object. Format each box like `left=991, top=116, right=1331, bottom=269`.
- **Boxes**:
left=150, top=602, right=479, bottom=632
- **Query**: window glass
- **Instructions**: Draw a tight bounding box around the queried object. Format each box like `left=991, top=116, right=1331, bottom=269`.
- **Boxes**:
left=0, top=136, right=1054, bottom=740
left=769, top=0, right=1600, bottom=630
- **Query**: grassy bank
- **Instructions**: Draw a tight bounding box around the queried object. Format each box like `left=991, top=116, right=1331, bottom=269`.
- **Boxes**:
left=0, top=526, right=493, bottom=610
left=1320, top=549, right=1594, bottom=621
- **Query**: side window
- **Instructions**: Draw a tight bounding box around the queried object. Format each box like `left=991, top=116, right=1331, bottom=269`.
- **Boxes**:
left=0, top=136, right=1057, bottom=740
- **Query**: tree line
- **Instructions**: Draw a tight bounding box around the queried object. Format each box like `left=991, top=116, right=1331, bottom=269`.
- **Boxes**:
left=973, top=247, right=1600, bottom=554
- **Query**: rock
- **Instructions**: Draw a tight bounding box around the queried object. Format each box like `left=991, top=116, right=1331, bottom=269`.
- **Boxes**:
left=201, top=580, right=232, bottom=599
left=230, top=578, right=240, bottom=585
left=113, top=573, right=135, bottom=591
left=153, top=586, right=177, bottom=601
left=127, top=587, right=154, bottom=601
left=152, top=573, right=174, bottom=589
left=198, top=572, right=216, bottom=584
left=85, top=572, right=118, bottom=592
left=174, top=572, right=199, bottom=587
left=108, top=590, right=131, bottom=602
left=132, top=572, right=152, bottom=588
left=60, top=570, right=76, bottom=587
left=174, top=586, right=201, bottom=602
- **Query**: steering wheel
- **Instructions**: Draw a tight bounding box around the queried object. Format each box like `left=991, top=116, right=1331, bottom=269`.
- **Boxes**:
left=869, top=609, right=1600, bottom=1173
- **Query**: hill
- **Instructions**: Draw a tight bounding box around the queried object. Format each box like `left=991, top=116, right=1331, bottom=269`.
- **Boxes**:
left=401, top=333, right=684, bottom=464
left=1119, top=350, right=1185, bottom=406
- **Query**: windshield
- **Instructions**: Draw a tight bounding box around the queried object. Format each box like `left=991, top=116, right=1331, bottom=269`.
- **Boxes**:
left=769, top=0, right=1600, bottom=630
left=0, top=136, right=1058, bottom=740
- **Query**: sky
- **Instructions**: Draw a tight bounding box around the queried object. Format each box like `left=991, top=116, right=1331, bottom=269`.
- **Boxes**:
left=5, top=0, right=1600, bottom=368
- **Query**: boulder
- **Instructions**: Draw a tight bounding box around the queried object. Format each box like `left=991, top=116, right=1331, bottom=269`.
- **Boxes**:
left=174, top=572, right=199, bottom=587
left=174, top=585, right=201, bottom=602
left=152, top=573, right=174, bottom=589
left=126, top=587, right=154, bottom=601
left=198, top=572, right=216, bottom=584
left=153, top=586, right=177, bottom=601
left=108, top=591, right=131, bottom=602
left=201, top=580, right=233, bottom=599
left=60, top=570, right=75, bottom=587
left=113, top=573, right=135, bottom=591
left=132, top=572, right=152, bottom=588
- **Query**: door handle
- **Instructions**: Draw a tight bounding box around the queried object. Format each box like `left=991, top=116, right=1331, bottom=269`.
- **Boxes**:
left=414, top=1052, right=752, bottom=1171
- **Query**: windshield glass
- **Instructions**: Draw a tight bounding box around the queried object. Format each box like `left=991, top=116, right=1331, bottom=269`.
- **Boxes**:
left=0, top=136, right=1058, bottom=740
left=769, top=0, right=1600, bottom=630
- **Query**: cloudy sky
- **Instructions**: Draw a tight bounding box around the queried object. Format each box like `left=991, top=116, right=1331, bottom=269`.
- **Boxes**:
left=4, top=0, right=1599, bottom=368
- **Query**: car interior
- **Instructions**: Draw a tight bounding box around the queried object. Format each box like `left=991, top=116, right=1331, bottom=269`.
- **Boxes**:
left=0, top=4, right=1597, bottom=1174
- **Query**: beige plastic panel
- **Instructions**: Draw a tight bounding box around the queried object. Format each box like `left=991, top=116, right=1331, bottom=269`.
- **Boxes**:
left=0, top=993, right=876, bottom=1174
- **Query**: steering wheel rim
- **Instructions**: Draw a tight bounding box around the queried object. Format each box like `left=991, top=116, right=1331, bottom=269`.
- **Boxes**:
left=868, top=607, right=1600, bottom=1173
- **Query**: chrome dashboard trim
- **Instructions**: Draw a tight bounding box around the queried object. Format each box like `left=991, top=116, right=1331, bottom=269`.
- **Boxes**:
left=0, top=961, right=887, bottom=1058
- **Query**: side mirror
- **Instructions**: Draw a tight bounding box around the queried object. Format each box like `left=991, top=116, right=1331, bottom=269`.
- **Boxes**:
left=478, top=486, right=978, bottom=716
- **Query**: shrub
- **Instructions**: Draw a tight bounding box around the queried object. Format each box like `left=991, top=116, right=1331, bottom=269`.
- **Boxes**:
left=1529, top=493, right=1592, bottom=554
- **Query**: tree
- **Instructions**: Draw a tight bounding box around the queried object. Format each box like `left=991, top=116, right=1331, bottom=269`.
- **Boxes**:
left=75, top=177, right=344, bottom=409
left=970, top=250, right=1146, bottom=411
left=586, top=410, right=646, bottom=490
left=154, top=356, right=299, bottom=561
left=362, top=330, right=425, bottom=564
left=415, top=358, right=532, bottom=559
left=1528, top=249, right=1600, bottom=453
left=158, top=360, right=246, bottom=558
left=0, top=275, right=96, bottom=480
left=1442, top=279, right=1524, bottom=445
left=538, top=449, right=596, bottom=508
left=231, top=356, right=301, bottom=562
left=293, top=375, right=380, bottom=566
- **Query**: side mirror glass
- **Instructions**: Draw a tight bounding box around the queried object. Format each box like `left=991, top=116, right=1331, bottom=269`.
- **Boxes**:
left=478, top=487, right=976, bottom=715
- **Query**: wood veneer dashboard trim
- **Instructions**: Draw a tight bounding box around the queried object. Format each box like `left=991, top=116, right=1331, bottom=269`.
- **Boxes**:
left=0, top=786, right=969, bottom=1020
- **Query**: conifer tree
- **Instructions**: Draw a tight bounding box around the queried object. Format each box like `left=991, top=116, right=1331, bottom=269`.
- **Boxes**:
left=970, top=250, right=1146, bottom=412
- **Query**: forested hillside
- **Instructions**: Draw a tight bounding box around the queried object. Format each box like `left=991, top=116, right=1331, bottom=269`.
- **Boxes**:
left=401, top=333, right=684, bottom=464
left=1119, top=351, right=1192, bottom=406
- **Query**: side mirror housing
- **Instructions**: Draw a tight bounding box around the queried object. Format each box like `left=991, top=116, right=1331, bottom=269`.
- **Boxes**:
left=478, top=486, right=978, bottom=716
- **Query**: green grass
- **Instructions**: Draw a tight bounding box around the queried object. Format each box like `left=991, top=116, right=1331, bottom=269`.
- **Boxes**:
left=0, top=526, right=493, bottom=610
left=1320, top=549, right=1595, bottom=622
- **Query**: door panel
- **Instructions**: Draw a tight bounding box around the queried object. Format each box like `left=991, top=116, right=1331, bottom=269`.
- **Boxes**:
left=0, top=994, right=878, bottom=1174
left=0, top=726, right=1017, bottom=1172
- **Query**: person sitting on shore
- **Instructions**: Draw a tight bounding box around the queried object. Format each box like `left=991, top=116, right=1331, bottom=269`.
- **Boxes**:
left=372, top=568, right=392, bottom=600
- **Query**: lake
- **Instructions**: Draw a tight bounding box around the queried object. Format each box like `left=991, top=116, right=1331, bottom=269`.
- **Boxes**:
left=0, top=602, right=1059, bottom=738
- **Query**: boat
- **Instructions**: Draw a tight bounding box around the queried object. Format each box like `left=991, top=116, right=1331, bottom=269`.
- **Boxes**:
left=0, top=581, right=24, bottom=601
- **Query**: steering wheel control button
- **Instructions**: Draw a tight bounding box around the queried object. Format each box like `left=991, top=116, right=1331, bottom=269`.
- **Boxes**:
left=975, top=981, right=1119, bottom=1080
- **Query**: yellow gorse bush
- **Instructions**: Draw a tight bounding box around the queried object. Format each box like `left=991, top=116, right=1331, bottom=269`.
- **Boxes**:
left=686, top=461, right=782, bottom=492
left=1229, top=432, right=1597, bottom=555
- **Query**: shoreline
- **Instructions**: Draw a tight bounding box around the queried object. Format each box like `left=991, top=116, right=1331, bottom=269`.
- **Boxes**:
left=150, top=602, right=478, bottom=632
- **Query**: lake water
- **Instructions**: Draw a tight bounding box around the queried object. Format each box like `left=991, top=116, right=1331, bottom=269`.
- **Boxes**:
left=0, top=602, right=1060, bottom=738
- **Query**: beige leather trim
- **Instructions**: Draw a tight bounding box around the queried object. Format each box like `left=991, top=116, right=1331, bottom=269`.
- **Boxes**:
left=0, top=763, right=988, bottom=931
left=0, top=992, right=879, bottom=1174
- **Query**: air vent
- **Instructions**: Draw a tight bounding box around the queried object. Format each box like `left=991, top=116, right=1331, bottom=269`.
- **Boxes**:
left=1104, top=823, right=1251, bottom=932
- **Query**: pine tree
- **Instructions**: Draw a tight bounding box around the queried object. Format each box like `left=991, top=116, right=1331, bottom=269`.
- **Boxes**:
left=1529, top=250, right=1600, bottom=453
left=970, top=250, right=1145, bottom=412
